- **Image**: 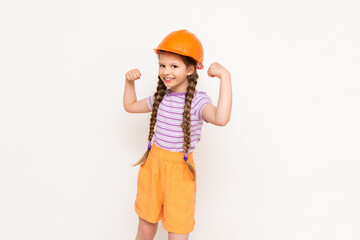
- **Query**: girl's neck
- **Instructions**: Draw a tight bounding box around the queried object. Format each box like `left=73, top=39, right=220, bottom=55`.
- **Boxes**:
left=168, top=88, right=187, bottom=95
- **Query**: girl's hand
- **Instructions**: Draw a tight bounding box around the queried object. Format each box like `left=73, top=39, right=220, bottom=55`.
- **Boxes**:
left=125, top=68, right=142, bottom=81
left=207, top=62, right=230, bottom=79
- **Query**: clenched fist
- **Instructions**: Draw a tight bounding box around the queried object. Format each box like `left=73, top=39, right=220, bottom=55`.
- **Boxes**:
left=207, top=62, right=230, bottom=79
left=125, top=68, right=142, bottom=81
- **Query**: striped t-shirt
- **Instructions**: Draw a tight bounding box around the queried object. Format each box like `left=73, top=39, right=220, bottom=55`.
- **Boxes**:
left=147, top=88, right=213, bottom=153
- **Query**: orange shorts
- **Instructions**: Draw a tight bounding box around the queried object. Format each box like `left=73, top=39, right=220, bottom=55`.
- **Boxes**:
left=134, top=142, right=197, bottom=234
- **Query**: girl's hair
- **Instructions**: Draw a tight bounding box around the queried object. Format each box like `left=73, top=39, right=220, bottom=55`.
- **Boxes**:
left=132, top=50, right=199, bottom=180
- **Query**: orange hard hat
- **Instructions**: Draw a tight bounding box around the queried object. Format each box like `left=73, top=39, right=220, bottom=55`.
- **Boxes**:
left=153, top=29, right=204, bottom=70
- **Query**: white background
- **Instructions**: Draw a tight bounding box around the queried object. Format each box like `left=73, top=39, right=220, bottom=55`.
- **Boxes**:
left=1, top=0, right=359, bottom=239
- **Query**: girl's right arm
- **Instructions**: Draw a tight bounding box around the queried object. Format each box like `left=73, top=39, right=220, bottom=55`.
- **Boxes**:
left=123, top=68, right=151, bottom=113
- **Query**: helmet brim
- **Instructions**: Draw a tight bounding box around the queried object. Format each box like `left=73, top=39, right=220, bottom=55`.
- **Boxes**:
left=153, top=48, right=204, bottom=70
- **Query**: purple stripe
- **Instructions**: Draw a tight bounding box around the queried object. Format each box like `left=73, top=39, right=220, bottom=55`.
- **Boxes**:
left=150, top=93, right=211, bottom=109
left=158, top=105, right=196, bottom=114
left=192, top=98, right=208, bottom=110
left=156, top=118, right=181, bottom=127
left=157, top=112, right=181, bottom=121
left=172, top=95, right=185, bottom=100
left=156, top=112, right=198, bottom=122
left=156, top=131, right=184, bottom=139
left=196, top=100, right=212, bottom=118
left=157, top=124, right=184, bottom=132
left=197, top=101, right=211, bottom=119
left=162, top=96, right=204, bottom=107
left=156, top=124, right=202, bottom=132
left=157, top=118, right=203, bottom=128
left=156, top=130, right=201, bottom=139
left=169, top=90, right=202, bottom=98
left=151, top=94, right=207, bottom=110
left=149, top=90, right=203, bottom=103
left=165, top=95, right=204, bottom=105
left=163, top=98, right=185, bottom=105
left=156, top=137, right=184, bottom=144
left=160, top=101, right=184, bottom=109
left=158, top=129, right=201, bottom=137
left=147, top=97, right=152, bottom=110
left=154, top=134, right=199, bottom=144
left=156, top=135, right=200, bottom=144
left=158, top=108, right=196, bottom=117
left=157, top=112, right=198, bottom=121
left=167, top=89, right=199, bottom=95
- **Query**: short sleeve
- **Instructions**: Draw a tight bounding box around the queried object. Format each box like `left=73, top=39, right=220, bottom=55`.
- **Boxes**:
left=195, top=91, right=213, bottom=123
left=147, top=95, right=155, bottom=111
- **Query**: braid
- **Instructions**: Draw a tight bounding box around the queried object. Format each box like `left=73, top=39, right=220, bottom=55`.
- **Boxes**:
left=181, top=73, right=198, bottom=180
left=131, top=76, right=166, bottom=167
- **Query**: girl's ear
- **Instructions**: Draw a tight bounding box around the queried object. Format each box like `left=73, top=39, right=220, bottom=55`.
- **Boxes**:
left=187, top=65, right=195, bottom=76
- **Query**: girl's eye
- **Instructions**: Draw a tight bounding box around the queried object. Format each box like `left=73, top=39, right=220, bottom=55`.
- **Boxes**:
left=159, top=64, right=177, bottom=68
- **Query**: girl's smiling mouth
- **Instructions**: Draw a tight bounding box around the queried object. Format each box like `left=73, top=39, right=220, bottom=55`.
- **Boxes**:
left=163, top=77, right=174, bottom=83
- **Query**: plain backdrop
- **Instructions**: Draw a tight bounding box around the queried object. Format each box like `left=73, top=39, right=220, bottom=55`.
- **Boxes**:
left=1, top=0, right=359, bottom=239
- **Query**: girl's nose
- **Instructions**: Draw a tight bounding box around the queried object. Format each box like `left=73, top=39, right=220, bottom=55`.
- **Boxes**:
left=164, top=67, right=171, bottom=75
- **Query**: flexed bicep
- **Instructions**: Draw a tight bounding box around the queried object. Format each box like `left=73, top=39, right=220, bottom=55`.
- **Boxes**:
left=201, top=103, right=223, bottom=126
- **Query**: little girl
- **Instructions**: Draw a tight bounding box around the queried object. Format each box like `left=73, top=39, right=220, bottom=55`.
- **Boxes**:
left=124, top=29, right=232, bottom=240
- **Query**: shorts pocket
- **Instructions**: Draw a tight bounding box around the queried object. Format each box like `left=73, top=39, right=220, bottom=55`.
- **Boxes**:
left=180, top=161, right=196, bottom=182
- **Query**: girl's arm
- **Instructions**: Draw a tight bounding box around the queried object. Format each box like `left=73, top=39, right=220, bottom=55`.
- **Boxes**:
left=123, top=68, right=151, bottom=113
left=202, top=63, right=232, bottom=126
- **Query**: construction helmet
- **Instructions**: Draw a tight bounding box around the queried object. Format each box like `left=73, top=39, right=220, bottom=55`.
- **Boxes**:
left=153, top=29, right=204, bottom=70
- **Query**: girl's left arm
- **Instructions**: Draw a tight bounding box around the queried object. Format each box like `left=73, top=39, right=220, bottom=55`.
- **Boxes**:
left=202, top=62, right=232, bottom=126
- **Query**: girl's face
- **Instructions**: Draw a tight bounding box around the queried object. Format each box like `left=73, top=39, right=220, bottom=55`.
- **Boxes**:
left=158, top=51, right=194, bottom=93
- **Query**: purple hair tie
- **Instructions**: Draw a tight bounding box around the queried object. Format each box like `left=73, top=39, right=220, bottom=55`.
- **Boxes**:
left=184, top=152, right=188, bottom=161
left=147, top=141, right=152, bottom=151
